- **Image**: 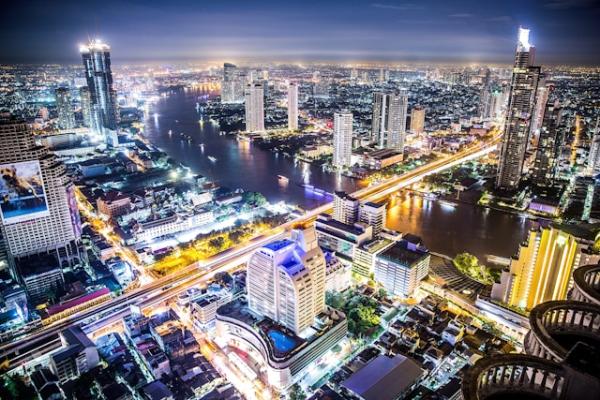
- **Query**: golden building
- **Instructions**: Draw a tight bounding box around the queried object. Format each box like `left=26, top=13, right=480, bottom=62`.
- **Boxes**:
left=491, top=224, right=600, bottom=311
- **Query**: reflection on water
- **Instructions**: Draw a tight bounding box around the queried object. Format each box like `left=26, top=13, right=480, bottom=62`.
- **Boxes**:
left=386, top=193, right=537, bottom=259
left=146, top=90, right=536, bottom=259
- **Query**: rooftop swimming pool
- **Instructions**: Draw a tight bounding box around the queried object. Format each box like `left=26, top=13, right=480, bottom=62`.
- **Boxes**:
left=267, top=329, right=298, bottom=353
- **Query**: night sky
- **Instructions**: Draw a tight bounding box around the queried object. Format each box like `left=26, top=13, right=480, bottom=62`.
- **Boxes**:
left=1, top=0, right=599, bottom=65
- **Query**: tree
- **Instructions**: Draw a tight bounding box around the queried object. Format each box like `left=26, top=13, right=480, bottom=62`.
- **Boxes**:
left=288, top=384, right=306, bottom=400
left=325, top=291, right=345, bottom=309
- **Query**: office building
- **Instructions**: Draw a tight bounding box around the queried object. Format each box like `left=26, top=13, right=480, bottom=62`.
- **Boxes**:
left=79, top=86, right=92, bottom=128
left=410, top=106, right=425, bottom=134
left=80, top=39, right=119, bottom=134
left=372, top=90, right=408, bottom=152
left=244, top=82, right=265, bottom=132
left=333, top=191, right=359, bottom=225
left=17, top=254, right=64, bottom=304
left=587, top=117, right=600, bottom=176
left=54, top=87, right=76, bottom=130
left=359, top=201, right=387, bottom=237
left=287, top=82, right=298, bottom=131
left=530, top=84, right=551, bottom=136
left=531, top=96, right=562, bottom=186
left=374, top=240, right=430, bottom=297
left=222, top=63, right=244, bottom=103
left=0, top=119, right=82, bottom=262
left=315, top=214, right=373, bottom=261
left=247, top=225, right=326, bottom=335
left=216, top=226, right=346, bottom=390
left=496, top=27, right=541, bottom=190
left=333, top=112, right=353, bottom=168
left=491, top=224, right=600, bottom=311
left=49, top=326, right=99, bottom=383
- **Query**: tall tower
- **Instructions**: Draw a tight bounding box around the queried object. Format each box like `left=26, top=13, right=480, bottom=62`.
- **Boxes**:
left=0, top=119, right=81, bottom=263
left=246, top=226, right=326, bottom=335
left=80, top=39, right=119, bottom=134
left=371, top=90, right=408, bottom=152
left=244, top=82, right=265, bottom=132
left=222, top=63, right=244, bottom=103
left=531, top=90, right=562, bottom=186
left=54, top=88, right=76, bottom=130
left=587, top=117, right=600, bottom=176
left=287, top=82, right=298, bottom=131
left=333, top=112, right=353, bottom=168
left=496, top=27, right=541, bottom=190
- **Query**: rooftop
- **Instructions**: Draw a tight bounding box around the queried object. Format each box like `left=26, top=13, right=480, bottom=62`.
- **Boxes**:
left=378, top=240, right=429, bottom=267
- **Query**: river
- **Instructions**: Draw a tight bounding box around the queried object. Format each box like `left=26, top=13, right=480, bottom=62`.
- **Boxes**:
left=144, top=90, right=537, bottom=261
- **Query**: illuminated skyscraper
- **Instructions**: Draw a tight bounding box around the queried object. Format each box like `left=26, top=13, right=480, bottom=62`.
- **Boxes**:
left=496, top=27, right=541, bottom=190
left=371, top=90, right=408, bottom=152
left=333, top=112, right=353, bottom=168
left=80, top=39, right=119, bottom=135
left=410, top=106, right=425, bottom=134
left=54, top=87, right=75, bottom=130
left=531, top=91, right=562, bottom=186
left=244, top=82, right=265, bottom=132
left=287, top=82, right=298, bottom=131
left=221, top=63, right=244, bottom=103
left=491, top=224, right=600, bottom=311
left=78, top=86, right=92, bottom=128
left=246, top=225, right=326, bottom=335
left=0, top=119, right=82, bottom=264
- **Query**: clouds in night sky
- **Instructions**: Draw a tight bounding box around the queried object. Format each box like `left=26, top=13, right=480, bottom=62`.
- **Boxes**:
left=1, top=0, right=599, bottom=64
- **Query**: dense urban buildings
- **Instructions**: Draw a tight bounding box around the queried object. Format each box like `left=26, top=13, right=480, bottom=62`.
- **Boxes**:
left=496, top=28, right=541, bottom=190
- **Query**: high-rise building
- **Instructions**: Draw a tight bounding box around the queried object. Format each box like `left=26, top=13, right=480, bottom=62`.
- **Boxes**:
left=333, top=191, right=359, bottom=225
left=530, top=83, right=551, bottom=136
left=80, top=39, right=119, bottom=134
left=0, top=119, right=82, bottom=262
left=374, top=240, right=430, bottom=297
left=359, top=201, right=387, bottom=237
left=221, top=63, right=244, bottom=103
left=371, top=90, right=408, bottom=152
left=587, top=117, right=600, bottom=176
left=491, top=224, right=600, bottom=311
left=496, top=28, right=541, bottom=190
left=333, top=112, right=353, bottom=168
left=78, top=86, right=92, bottom=128
left=531, top=95, right=562, bottom=186
left=246, top=225, right=326, bottom=335
left=287, top=82, right=298, bottom=131
left=410, top=106, right=425, bottom=134
left=244, top=82, right=265, bottom=132
left=54, top=88, right=75, bottom=130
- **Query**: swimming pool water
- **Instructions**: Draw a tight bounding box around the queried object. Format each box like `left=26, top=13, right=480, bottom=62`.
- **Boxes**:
left=267, top=329, right=297, bottom=353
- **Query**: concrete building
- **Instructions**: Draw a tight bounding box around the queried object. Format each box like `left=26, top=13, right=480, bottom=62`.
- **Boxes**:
left=491, top=224, right=600, bottom=311
left=55, top=87, right=76, bottom=130
left=0, top=119, right=82, bottom=265
left=410, top=106, right=425, bottom=134
left=49, top=326, right=99, bottom=383
left=221, top=63, right=244, bottom=104
left=531, top=92, right=562, bottom=186
left=79, top=86, right=93, bottom=128
left=333, top=112, right=353, bottom=168
left=496, top=28, right=541, bottom=190
left=244, top=82, right=265, bottom=132
left=333, top=191, right=359, bottom=225
left=17, top=254, right=64, bottom=304
left=246, top=225, right=326, bottom=335
left=97, top=191, right=131, bottom=219
left=359, top=201, right=387, bottom=237
left=315, top=214, right=373, bottom=261
left=587, top=117, right=600, bottom=176
left=372, top=90, right=408, bottom=152
left=287, top=82, right=298, bottom=131
left=374, top=240, right=430, bottom=297
left=353, top=239, right=396, bottom=278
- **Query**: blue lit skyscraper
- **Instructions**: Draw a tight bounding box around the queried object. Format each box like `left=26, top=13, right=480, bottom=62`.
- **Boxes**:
left=80, top=39, right=118, bottom=135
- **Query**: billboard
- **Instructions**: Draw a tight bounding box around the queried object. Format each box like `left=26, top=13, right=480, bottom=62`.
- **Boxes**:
left=0, top=160, right=49, bottom=224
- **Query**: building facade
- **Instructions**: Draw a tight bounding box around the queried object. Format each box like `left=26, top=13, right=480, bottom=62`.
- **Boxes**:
left=496, top=28, right=541, bottom=190
left=333, top=112, right=353, bottom=168
left=374, top=240, right=430, bottom=297
left=531, top=95, right=562, bottom=186
left=372, top=90, right=408, bottom=152
left=55, top=88, right=76, bottom=130
left=287, top=82, right=298, bottom=131
left=410, top=106, right=425, bottom=134
left=244, top=83, right=265, bottom=132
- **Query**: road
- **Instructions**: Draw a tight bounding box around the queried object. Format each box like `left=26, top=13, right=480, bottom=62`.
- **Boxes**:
left=0, top=134, right=500, bottom=371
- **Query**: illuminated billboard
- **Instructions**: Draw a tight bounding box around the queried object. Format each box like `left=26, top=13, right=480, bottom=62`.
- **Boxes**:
left=0, top=160, right=49, bottom=224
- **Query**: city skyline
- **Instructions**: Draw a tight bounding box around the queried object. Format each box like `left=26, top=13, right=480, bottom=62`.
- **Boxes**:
left=1, top=0, right=600, bottom=65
